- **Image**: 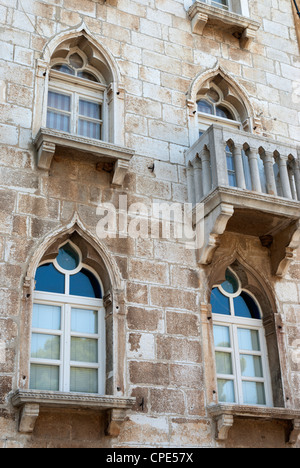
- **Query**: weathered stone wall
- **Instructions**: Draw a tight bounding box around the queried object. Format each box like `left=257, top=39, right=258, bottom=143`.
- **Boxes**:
left=0, top=0, right=299, bottom=448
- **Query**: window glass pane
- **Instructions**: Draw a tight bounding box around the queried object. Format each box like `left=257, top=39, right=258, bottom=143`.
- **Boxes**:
left=71, top=308, right=98, bottom=334
left=210, top=288, right=230, bottom=315
left=77, top=71, right=98, bottom=82
left=30, top=364, right=59, bottom=391
left=69, top=53, right=84, bottom=69
left=48, top=91, right=71, bottom=112
left=215, top=351, right=233, bottom=375
left=79, top=99, right=101, bottom=119
left=257, top=155, right=267, bottom=194
left=221, top=269, right=239, bottom=294
left=35, top=264, right=65, bottom=294
left=70, top=269, right=102, bottom=299
left=51, top=64, right=75, bottom=75
left=240, top=354, right=263, bottom=378
left=70, top=367, right=98, bottom=393
left=242, top=381, right=266, bottom=405
left=47, top=110, right=70, bottom=133
left=238, top=328, right=260, bottom=351
left=213, top=325, right=231, bottom=348
left=197, top=99, right=214, bottom=115
left=32, top=304, right=61, bottom=330
left=234, top=292, right=261, bottom=319
left=78, top=119, right=101, bottom=140
left=56, top=243, right=80, bottom=271
left=31, top=333, right=60, bottom=360
left=217, top=379, right=235, bottom=403
left=211, top=0, right=229, bottom=10
left=71, top=337, right=98, bottom=363
left=216, top=106, right=233, bottom=120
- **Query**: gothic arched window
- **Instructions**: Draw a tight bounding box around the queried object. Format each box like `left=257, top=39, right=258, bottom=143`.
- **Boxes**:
left=47, top=48, right=106, bottom=141
left=30, top=241, right=105, bottom=395
left=210, top=268, right=273, bottom=406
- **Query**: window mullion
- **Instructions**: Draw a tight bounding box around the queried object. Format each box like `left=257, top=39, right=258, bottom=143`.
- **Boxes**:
left=232, top=324, right=243, bottom=404
left=62, top=304, right=71, bottom=392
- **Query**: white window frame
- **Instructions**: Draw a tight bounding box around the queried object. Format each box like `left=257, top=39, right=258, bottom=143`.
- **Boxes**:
left=212, top=271, right=273, bottom=407
left=47, top=72, right=107, bottom=141
left=30, top=242, right=106, bottom=395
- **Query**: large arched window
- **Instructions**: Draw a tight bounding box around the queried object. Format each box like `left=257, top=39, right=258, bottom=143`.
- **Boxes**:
left=30, top=241, right=105, bottom=395
left=210, top=268, right=273, bottom=406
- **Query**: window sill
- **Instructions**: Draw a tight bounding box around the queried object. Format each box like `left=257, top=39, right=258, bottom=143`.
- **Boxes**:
left=34, top=127, right=135, bottom=187
left=188, top=1, right=260, bottom=48
left=207, top=404, right=300, bottom=443
left=11, top=389, right=135, bottom=436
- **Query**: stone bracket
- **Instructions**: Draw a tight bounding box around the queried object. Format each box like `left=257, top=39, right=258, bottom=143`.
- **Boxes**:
left=34, top=127, right=135, bottom=187
left=196, top=202, right=234, bottom=265
left=270, top=220, right=300, bottom=277
left=12, top=389, right=135, bottom=435
left=188, top=2, right=260, bottom=48
left=208, top=404, right=300, bottom=444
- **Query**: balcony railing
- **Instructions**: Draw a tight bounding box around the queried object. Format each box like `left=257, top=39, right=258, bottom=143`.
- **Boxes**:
left=186, top=125, right=300, bottom=275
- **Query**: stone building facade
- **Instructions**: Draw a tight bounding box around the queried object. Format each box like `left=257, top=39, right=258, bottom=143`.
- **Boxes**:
left=0, top=0, right=300, bottom=449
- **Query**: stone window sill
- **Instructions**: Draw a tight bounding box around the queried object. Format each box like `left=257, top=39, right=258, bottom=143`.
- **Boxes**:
left=188, top=1, right=260, bottom=48
left=11, top=389, right=135, bottom=436
left=34, top=127, right=135, bottom=187
left=207, top=404, right=300, bottom=443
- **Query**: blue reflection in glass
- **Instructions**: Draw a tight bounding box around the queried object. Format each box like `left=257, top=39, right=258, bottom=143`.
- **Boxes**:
left=35, top=264, right=65, bottom=294
left=56, top=243, right=80, bottom=271
left=221, top=269, right=239, bottom=294
left=234, top=292, right=260, bottom=319
left=70, top=268, right=102, bottom=299
left=210, top=288, right=230, bottom=315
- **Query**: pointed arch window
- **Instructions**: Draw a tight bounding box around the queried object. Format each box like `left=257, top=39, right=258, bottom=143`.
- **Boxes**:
left=47, top=49, right=106, bottom=141
left=210, top=268, right=273, bottom=407
left=30, top=241, right=105, bottom=395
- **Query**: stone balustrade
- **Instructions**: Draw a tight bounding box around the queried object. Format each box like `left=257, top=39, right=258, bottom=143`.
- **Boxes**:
left=186, top=124, right=300, bottom=205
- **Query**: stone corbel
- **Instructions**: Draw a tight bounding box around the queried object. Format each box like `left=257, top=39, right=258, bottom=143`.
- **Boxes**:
left=270, top=220, right=300, bottom=277
left=239, top=26, right=257, bottom=49
left=105, top=408, right=128, bottom=437
left=289, top=419, right=300, bottom=445
left=37, top=140, right=56, bottom=170
left=191, top=12, right=209, bottom=35
left=215, top=414, right=234, bottom=441
left=112, top=159, right=130, bottom=187
left=18, top=403, right=40, bottom=433
left=197, top=202, right=234, bottom=265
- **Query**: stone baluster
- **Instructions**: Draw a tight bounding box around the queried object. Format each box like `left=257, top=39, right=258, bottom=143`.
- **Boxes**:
left=193, top=157, right=203, bottom=203
left=293, top=158, right=300, bottom=201
left=232, top=144, right=246, bottom=190
left=262, top=151, right=277, bottom=196
left=201, top=147, right=212, bottom=196
left=186, top=163, right=196, bottom=206
left=247, top=148, right=262, bottom=192
left=276, top=155, right=292, bottom=199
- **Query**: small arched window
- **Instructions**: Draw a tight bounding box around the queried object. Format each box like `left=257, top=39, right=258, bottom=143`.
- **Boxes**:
left=30, top=241, right=105, bottom=395
left=210, top=268, right=273, bottom=406
left=47, top=48, right=106, bottom=141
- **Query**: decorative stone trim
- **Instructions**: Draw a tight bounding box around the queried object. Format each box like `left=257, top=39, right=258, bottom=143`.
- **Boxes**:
left=12, top=389, right=135, bottom=436
left=188, top=2, right=260, bottom=49
left=207, top=404, right=300, bottom=443
left=34, top=127, right=134, bottom=187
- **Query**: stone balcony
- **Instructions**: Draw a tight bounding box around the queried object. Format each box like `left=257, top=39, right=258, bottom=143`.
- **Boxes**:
left=188, top=1, right=260, bottom=48
left=186, top=125, right=300, bottom=275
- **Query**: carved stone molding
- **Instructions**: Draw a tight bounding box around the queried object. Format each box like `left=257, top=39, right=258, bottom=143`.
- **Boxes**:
left=188, top=2, right=260, bottom=49
left=207, top=404, right=300, bottom=443
left=12, top=389, right=135, bottom=435
left=34, top=127, right=135, bottom=187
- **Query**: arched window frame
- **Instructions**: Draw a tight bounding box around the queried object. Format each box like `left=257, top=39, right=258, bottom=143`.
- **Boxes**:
left=211, top=268, right=273, bottom=407
left=31, top=240, right=106, bottom=395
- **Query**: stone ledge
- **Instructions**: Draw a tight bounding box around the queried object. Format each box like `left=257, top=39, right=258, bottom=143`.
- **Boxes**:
left=207, top=404, right=300, bottom=443
left=188, top=2, right=260, bottom=48
left=34, top=127, right=135, bottom=187
left=11, top=389, right=135, bottom=436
